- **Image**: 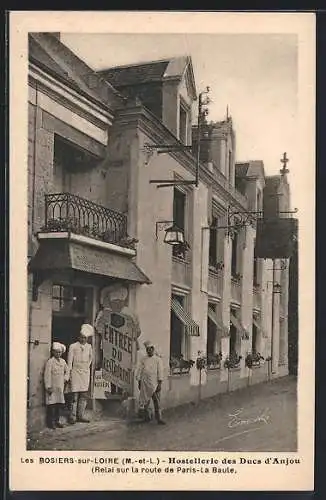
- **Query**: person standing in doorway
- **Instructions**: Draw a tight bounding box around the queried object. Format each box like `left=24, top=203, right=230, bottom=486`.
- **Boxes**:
left=136, top=340, right=166, bottom=425
left=44, top=342, right=69, bottom=429
left=67, top=324, right=93, bottom=424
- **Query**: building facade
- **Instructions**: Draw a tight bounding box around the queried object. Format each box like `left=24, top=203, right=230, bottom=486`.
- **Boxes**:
left=27, top=33, right=293, bottom=430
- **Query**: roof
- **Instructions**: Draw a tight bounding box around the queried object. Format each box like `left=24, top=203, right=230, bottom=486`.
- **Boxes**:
left=236, top=160, right=265, bottom=183
left=99, top=59, right=171, bottom=87
left=99, top=56, right=197, bottom=99
left=29, top=33, right=124, bottom=110
left=235, top=163, right=250, bottom=178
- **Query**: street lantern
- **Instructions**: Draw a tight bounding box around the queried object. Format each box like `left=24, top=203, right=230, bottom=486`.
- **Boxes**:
left=163, top=224, right=185, bottom=246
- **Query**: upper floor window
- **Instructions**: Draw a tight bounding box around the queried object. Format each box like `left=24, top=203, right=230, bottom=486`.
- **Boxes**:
left=209, top=216, right=218, bottom=268
left=256, top=188, right=262, bottom=212
left=228, top=151, right=233, bottom=182
left=173, top=187, right=186, bottom=258
left=179, top=100, right=189, bottom=145
left=231, top=232, right=239, bottom=278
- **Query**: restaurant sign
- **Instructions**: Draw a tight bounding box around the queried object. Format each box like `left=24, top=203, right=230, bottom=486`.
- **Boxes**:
left=95, top=308, right=137, bottom=393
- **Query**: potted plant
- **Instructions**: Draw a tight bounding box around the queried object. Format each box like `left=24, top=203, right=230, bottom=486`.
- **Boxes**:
left=245, top=351, right=264, bottom=368
left=173, top=241, right=190, bottom=259
left=232, top=272, right=242, bottom=282
left=207, top=352, right=223, bottom=369
left=224, top=352, right=242, bottom=369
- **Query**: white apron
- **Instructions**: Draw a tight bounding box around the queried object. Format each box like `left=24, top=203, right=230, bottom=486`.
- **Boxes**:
left=44, top=357, right=69, bottom=405
left=67, top=342, right=93, bottom=393
left=136, top=355, right=163, bottom=408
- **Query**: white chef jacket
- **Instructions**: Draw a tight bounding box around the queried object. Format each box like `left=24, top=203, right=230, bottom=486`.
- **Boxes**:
left=44, top=356, right=69, bottom=405
left=67, top=341, right=93, bottom=393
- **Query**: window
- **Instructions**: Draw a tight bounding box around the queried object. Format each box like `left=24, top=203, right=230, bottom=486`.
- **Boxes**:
left=231, top=232, right=238, bottom=277
left=52, top=285, right=88, bottom=316
left=53, top=135, right=99, bottom=193
left=230, top=309, right=240, bottom=357
left=228, top=150, right=233, bottom=182
left=252, top=321, right=258, bottom=353
left=170, top=294, right=192, bottom=375
left=209, top=217, right=218, bottom=267
left=172, top=188, right=186, bottom=258
left=179, top=101, right=188, bottom=145
left=256, top=189, right=262, bottom=212
left=170, top=294, right=186, bottom=358
left=207, top=303, right=222, bottom=369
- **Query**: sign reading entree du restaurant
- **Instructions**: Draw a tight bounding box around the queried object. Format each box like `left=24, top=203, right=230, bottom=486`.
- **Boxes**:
left=96, top=308, right=136, bottom=393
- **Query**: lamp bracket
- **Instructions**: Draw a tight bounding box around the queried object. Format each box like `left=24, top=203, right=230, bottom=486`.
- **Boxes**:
left=202, top=208, right=298, bottom=238
left=155, top=220, right=175, bottom=240
left=142, top=143, right=192, bottom=165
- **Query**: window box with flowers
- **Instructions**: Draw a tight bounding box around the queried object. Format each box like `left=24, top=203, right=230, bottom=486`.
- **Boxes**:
left=207, top=352, right=223, bottom=370
left=245, top=351, right=264, bottom=369
left=169, top=354, right=194, bottom=375
left=209, top=261, right=224, bottom=274
left=231, top=272, right=242, bottom=283
left=172, top=241, right=191, bottom=260
left=224, top=352, right=242, bottom=370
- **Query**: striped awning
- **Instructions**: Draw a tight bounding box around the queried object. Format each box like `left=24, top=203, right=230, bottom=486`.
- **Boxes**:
left=230, top=313, right=248, bottom=337
left=207, top=308, right=228, bottom=335
left=171, top=298, right=200, bottom=336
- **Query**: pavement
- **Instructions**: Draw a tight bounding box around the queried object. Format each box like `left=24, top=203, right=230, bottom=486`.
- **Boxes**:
left=27, top=375, right=297, bottom=452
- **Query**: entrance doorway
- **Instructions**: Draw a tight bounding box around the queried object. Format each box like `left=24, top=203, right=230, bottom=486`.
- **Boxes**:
left=51, top=284, right=94, bottom=360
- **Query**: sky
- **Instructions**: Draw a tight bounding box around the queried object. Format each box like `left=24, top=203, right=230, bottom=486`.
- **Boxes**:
left=61, top=33, right=298, bottom=207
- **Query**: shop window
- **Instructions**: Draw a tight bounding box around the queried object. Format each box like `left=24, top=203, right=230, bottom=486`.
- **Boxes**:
left=170, top=294, right=190, bottom=373
left=207, top=304, right=222, bottom=369
left=229, top=309, right=240, bottom=357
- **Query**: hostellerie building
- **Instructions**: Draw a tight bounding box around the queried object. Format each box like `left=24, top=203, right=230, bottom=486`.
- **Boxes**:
left=27, top=33, right=297, bottom=430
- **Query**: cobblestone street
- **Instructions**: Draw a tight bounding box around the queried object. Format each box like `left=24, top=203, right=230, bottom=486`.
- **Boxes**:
left=28, top=376, right=297, bottom=452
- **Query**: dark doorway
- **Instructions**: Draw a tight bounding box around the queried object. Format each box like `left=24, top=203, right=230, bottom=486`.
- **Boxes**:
left=51, top=316, right=86, bottom=362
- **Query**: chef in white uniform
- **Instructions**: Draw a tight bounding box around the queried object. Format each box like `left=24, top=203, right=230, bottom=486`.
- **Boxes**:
left=67, top=324, right=93, bottom=424
left=136, top=340, right=166, bottom=425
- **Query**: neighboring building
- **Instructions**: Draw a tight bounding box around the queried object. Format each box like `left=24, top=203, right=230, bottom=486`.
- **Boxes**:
left=27, top=33, right=294, bottom=430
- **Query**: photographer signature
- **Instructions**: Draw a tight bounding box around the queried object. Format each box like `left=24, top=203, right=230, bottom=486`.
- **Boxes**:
left=227, top=408, right=270, bottom=428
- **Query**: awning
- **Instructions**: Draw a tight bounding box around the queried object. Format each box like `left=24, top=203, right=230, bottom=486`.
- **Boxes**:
left=207, top=308, right=228, bottom=335
left=230, top=313, right=248, bottom=337
left=28, top=239, right=151, bottom=284
left=171, top=298, right=200, bottom=336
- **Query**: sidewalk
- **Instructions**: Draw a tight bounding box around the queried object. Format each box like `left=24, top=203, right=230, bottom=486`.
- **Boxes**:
left=27, top=376, right=297, bottom=451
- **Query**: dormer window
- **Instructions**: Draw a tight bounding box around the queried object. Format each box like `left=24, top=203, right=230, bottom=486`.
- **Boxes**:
left=179, top=99, right=189, bottom=145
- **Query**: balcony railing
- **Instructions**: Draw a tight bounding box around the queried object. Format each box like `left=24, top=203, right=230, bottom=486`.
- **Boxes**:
left=42, top=192, right=128, bottom=246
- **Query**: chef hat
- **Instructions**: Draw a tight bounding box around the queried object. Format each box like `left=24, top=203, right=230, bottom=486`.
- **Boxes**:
left=80, top=324, right=94, bottom=337
left=52, top=342, right=66, bottom=353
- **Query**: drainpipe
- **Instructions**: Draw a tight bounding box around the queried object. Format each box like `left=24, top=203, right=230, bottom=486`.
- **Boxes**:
left=271, top=259, right=276, bottom=375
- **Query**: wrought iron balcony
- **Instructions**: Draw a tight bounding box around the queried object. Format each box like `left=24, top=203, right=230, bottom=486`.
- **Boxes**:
left=42, top=192, right=129, bottom=247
